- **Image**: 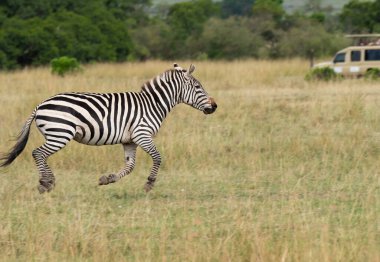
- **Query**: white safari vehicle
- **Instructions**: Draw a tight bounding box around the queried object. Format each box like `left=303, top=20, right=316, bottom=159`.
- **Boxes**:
left=314, top=35, right=380, bottom=77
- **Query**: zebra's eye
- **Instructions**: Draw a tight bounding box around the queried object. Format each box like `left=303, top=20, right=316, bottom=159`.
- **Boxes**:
left=194, top=84, right=201, bottom=89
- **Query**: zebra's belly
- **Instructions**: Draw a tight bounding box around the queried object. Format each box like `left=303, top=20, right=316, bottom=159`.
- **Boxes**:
left=73, top=125, right=133, bottom=146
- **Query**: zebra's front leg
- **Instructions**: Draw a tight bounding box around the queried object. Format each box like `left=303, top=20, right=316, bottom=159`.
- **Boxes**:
left=99, top=143, right=137, bottom=185
left=133, top=136, right=161, bottom=192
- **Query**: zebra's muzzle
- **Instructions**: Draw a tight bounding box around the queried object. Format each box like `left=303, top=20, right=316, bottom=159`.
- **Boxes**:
left=203, top=97, right=217, bottom=114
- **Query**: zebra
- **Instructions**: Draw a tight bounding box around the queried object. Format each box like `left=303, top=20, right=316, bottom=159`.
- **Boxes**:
left=0, top=63, right=217, bottom=193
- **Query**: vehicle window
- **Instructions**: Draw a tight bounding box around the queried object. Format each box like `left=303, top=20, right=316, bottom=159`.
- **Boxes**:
left=351, top=51, right=361, bottom=62
left=365, top=49, right=380, bottom=61
left=333, top=52, right=345, bottom=63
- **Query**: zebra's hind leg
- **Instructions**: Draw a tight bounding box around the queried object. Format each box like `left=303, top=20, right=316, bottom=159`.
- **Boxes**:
left=99, top=143, right=137, bottom=185
left=32, top=136, right=71, bottom=193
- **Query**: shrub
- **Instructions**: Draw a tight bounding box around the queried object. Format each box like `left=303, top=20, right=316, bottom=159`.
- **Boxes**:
left=305, top=67, right=341, bottom=81
left=51, top=56, right=81, bottom=77
left=364, top=68, right=380, bottom=80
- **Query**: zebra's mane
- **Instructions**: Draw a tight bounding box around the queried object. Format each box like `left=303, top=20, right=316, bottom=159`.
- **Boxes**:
left=140, top=69, right=181, bottom=92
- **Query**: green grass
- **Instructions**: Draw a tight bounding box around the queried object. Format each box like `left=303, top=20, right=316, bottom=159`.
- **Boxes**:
left=0, top=60, right=379, bottom=261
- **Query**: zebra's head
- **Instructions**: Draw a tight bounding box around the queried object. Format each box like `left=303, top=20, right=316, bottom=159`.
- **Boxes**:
left=174, top=63, right=217, bottom=115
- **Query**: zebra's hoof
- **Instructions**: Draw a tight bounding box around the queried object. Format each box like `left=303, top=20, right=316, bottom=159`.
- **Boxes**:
left=98, top=175, right=109, bottom=185
left=144, top=183, right=154, bottom=193
left=38, top=185, right=47, bottom=194
left=99, top=174, right=118, bottom=185
left=38, top=180, right=54, bottom=193
left=38, top=184, right=52, bottom=194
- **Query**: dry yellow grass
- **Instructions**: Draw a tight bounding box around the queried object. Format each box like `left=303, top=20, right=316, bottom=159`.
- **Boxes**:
left=0, top=60, right=379, bottom=261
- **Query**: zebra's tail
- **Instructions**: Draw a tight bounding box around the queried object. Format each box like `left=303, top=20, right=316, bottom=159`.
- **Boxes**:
left=0, top=109, right=37, bottom=168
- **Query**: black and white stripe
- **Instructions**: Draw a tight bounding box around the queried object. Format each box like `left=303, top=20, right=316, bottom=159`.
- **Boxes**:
left=0, top=64, right=217, bottom=193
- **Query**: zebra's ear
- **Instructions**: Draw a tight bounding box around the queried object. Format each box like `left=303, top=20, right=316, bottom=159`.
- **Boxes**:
left=173, top=63, right=182, bottom=71
left=188, top=64, right=195, bottom=75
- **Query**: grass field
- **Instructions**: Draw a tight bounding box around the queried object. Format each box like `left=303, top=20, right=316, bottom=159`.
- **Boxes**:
left=0, top=60, right=379, bottom=261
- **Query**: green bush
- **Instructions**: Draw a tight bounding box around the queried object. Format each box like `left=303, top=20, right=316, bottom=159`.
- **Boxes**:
left=305, top=67, right=342, bottom=81
left=51, top=56, right=81, bottom=77
left=364, top=68, right=380, bottom=80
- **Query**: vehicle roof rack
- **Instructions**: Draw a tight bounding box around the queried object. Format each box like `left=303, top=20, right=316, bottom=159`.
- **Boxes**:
left=345, top=34, right=380, bottom=46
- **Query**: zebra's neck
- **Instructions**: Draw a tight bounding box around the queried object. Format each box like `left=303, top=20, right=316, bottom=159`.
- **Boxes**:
left=139, top=71, right=182, bottom=120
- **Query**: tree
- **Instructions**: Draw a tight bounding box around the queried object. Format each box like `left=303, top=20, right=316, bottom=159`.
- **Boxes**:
left=0, top=0, right=144, bottom=68
left=46, top=11, right=106, bottom=61
left=0, top=17, right=58, bottom=68
left=105, top=0, right=151, bottom=26
left=220, top=0, right=255, bottom=17
left=130, top=19, right=172, bottom=60
left=340, top=0, right=376, bottom=33
left=166, top=0, right=220, bottom=58
left=252, top=0, right=284, bottom=21
left=80, top=6, right=133, bottom=61
left=372, top=0, right=380, bottom=31
left=302, top=0, right=333, bottom=14
left=191, top=17, right=264, bottom=59
left=0, top=0, right=54, bottom=18
left=167, top=0, right=219, bottom=38
left=278, top=19, right=348, bottom=59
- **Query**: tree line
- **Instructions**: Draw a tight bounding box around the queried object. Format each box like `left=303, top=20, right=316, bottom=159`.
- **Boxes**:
left=0, top=0, right=379, bottom=69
